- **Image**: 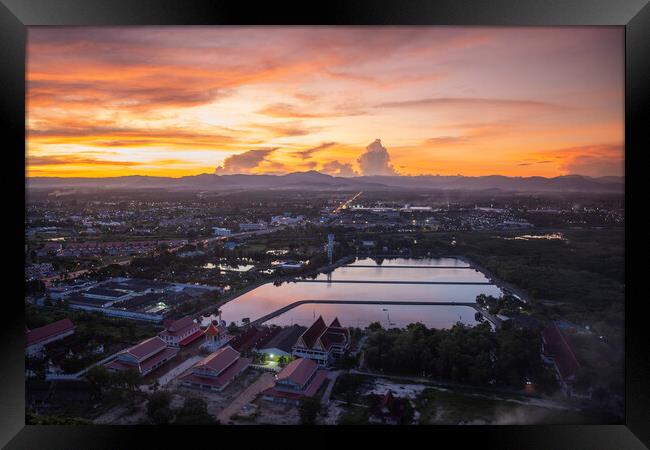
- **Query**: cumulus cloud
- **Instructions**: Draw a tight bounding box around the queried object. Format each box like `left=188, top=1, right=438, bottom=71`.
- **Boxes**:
left=356, top=139, right=398, bottom=176
left=321, top=160, right=358, bottom=177
left=215, top=148, right=277, bottom=174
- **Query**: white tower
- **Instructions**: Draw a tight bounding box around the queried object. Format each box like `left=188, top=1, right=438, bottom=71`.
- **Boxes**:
left=327, top=233, right=334, bottom=264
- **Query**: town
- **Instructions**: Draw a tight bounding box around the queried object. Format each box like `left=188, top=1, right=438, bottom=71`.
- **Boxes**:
left=25, top=188, right=624, bottom=425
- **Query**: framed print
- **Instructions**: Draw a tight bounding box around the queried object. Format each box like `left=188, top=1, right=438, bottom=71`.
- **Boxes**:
left=1, top=0, right=648, bottom=448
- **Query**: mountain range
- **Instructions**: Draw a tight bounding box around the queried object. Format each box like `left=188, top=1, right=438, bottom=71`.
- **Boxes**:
left=26, top=171, right=624, bottom=193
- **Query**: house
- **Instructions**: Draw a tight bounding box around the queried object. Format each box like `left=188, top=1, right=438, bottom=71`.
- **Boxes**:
left=201, top=321, right=231, bottom=352
left=292, top=316, right=350, bottom=366
left=159, top=316, right=203, bottom=347
left=179, top=346, right=251, bottom=392
left=105, top=336, right=179, bottom=376
left=230, top=325, right=278, bottom=354
left=223, top=241, right=238, bottom=251
left=239, top=222, right=267, bottom=232
left=541, top=322, right=581, bottom=396
left=212, top=227, right=231, bottom=237
left=368, top=390, right=410, bottom=425
left=256, top=325, right=307, bottom=358
left=26, top=318, right=75, bottom=357
left=261, top=358, right=329, bottom=406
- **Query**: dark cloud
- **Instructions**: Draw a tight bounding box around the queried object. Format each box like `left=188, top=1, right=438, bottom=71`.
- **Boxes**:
left=357, top=139, right=398, bottom=176
left=215, top=148, right=278, bottom=174
left=296, top=142, right=337, bottom=160
left=28, top=155, right=140, bottom=166
left=321, top=160, right=358, bottom=177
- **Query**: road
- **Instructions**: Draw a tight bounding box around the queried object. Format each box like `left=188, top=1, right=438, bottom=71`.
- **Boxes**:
left=216, top=372, right=275, bottom=424
left=333, top=191, right=363, bottom=214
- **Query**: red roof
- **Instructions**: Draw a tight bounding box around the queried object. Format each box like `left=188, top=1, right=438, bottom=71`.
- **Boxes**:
left=195, top=346, right=241, bottom=375
left=230, top=325, right=277, bottom=353
left=329, top=317, right=342, bottom=328
left=26, top=318, right=74, bottom=347
left=180, top=356, right=251, bottom=388
left=299, top=316, right=327, bottom=348
left=124, top=336, right=168, bottom=361
left=295, top=316, right=349, bottom=352
left=177, top=328, right=204, bottom=346
left=204, top=323, right=225, bottom=336
left=542, top=322, right=581, bottom=379
left=161, top=316, right=196, bottom=337
left=106, top=346, right=179, bottom=375
left=277, top=358, right=318, bottom=388
left=263, top=369, right=328, bottom=400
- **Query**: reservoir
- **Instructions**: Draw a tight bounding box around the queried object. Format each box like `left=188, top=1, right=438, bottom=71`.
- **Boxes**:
left=219, top=257, right=503, bottom=329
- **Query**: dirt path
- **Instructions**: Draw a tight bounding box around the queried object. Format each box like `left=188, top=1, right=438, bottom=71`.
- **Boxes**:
left=217, top=372, right=274, bottom=423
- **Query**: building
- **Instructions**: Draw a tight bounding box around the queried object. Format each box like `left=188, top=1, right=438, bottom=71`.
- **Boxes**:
left=261, top=358, right=329, bottom=406
left=368, top=390, right=410, bottom=425
left=212, top=227, right=231, bottom=237
left=179, top=346, right=251, bottom=392
left=159, top=316, right=203, bottom=347
left=201, top=321, right=230, bottom=352
left=105, top=336, right=179, bottom=376
left=292, top=317, right=350, bottom=367
left=230, top=325, right=278, bottom=354
left=239, top=222, right=267, bottom=232
left=541, top=322, right=581, bottom=396
left=26, top=318, right=75, bottom=357
left=256, top=325, right=307, bottom=359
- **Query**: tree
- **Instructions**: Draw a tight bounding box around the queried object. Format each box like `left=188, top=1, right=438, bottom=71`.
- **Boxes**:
left=367, top=322, right=383, bottom=332
left=298, top=397, right=321, bottom=425
left=147, top=391, right=172, bottom=424
left=85, top=365, right=110, bottom=398
left=174, top=397, right=214, bottom=425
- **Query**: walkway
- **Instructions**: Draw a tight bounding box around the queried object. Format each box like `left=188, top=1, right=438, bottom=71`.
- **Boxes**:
left=216, top=372, right=274, bottom=424
left=321, top=370, right=341, bottom=405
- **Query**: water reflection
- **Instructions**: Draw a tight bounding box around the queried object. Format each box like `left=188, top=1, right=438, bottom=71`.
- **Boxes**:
left=218, top=258, right=502, bottom=329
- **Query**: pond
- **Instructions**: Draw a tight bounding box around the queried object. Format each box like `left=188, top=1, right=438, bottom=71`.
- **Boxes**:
left=218, top=257, right=502, bottom=329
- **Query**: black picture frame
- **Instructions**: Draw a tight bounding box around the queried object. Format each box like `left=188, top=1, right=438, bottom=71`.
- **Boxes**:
left=1, top=0, right=647, bottom=448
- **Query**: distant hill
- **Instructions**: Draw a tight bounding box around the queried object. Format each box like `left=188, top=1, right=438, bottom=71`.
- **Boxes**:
left=26, top=171, right=624, bottom=193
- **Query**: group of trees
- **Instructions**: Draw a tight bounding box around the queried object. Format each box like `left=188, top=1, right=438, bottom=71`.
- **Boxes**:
left=363, top=321, right=557, bottom=392
left=146, top=391, right=215, bottom=425
left=475, top=293, right=527, bottom=316
left=85, top=366, right=142, bottom=403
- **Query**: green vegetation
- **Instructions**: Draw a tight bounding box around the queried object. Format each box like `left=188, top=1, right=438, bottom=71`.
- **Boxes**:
left=298, top=396, right=321, bottom=425
left=26, top=411, right=92, bottom=425
left=363, top=321, right=558, bottom=392
left=414, top=387, right=617, bottom=425
left=26, top=304, right=158, bottom=348
left=145, top=392, right=215, bottom=425
left=336, top=406, right=370, bottom=425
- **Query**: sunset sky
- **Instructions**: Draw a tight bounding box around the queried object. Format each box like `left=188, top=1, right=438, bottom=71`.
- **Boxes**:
left=26, top=26, right=624, bottom=178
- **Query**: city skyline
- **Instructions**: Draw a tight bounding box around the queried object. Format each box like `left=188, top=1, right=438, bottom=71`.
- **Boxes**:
left=27, top=26, right=624, bottom=179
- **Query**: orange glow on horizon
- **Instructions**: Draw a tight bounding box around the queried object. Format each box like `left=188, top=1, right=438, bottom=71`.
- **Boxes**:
left=26, top=26, right=624, bottom=179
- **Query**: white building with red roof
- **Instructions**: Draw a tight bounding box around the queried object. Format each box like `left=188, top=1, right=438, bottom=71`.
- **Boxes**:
left=292, top=316, right=350, bottom=366
left=261, top=357, right=329, bottom=406
left=158, top=316, right=202, bottom=347
left=201, top=321, right=230, bottom=352
left=105, top=336, right=179, bottom=376
left=26, top=318, right=75, bottom=357
left=179, top=345, right=251, bottom=392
